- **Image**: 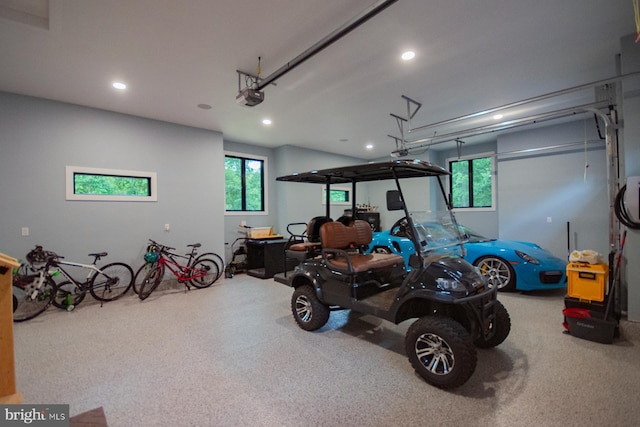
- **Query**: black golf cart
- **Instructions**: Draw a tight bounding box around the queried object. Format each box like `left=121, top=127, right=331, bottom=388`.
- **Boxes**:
left=274, top=159, right=510, bottom=389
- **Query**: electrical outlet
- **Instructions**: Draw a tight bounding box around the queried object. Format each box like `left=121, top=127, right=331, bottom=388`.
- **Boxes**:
left=547, top=217, right=552, bottom=223
left=21, top=227, right=29, bottom=236
left=164, top=224, right=170, bottom=232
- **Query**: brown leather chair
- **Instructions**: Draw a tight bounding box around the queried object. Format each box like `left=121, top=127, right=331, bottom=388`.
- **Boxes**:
left=320, top=220, right=403, bottom=274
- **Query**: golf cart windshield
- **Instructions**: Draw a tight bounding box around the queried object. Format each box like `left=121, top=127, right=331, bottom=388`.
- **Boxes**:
left=410, top=211, right=468, bottom=256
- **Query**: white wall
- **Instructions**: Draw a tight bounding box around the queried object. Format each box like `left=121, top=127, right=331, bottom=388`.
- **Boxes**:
left=497, top=121, right=608, bottom=259
left=0, top=92, right=225, bottom=269
left=273, top=145, right=365, bottom=239
left=621, top=33, right=640, bottom=321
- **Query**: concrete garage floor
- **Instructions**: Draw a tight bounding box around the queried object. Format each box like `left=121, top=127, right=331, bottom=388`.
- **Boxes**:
left=12, top=274, right=640, bottom=427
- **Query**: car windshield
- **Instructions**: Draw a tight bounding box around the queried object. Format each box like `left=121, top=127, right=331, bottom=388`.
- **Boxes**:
left=459, top=226, right=495, bottom=243
left=409, top=211, right=467, bottom=256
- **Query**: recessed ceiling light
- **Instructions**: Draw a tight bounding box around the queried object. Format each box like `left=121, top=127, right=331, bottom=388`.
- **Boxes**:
left=197, top=104, right=212, bottom=110
left=112, top=81, right=127, bottom=90
left=401, top=51, right=415, bottom=61
left=493, top=114, right=504, bottom=120
left=262, top=118, right=272, bottom=125
left=366, top=144, right=374, bottom=149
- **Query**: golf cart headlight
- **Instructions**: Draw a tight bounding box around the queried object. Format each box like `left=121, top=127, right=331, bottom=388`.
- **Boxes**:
left=436, top=277, right=464, bottom=292
left=516, top=250, right=539, bottom=265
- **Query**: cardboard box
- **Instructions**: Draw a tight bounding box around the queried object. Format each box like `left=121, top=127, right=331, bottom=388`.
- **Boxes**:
left=566, top=262, right=608, bottom=302
left=248, top=227, right=272, bottom=238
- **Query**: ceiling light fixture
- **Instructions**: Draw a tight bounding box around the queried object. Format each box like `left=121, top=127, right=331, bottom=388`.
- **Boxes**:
left=112, top=81, right=127, bottom=90
left=401, top=51, right=415, bottom=61
left=366, top=144, right=374, bottom=149
left=262, top=118, right=272, bottom=125
left=493, top=114, right=504, bottom=120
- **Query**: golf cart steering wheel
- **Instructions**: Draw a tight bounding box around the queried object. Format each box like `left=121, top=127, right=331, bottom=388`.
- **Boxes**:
left=390, top=217, right=410, bottom=238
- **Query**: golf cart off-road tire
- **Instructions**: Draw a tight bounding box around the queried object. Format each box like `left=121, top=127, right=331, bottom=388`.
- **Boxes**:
left=474, top=299, right=511, bottom=348
left=405, top=316, right=477, bottom=389
left=291, top=284, right=330, bottom=331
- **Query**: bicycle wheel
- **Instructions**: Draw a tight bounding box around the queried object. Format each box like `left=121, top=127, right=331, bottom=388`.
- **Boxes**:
left=89, top=262, right=134, bottom=302
left=139, top=264, right=164, bottom=300
left=52, top=280, right=86, bottom=310
left=12, top=277, right=56, bottom=322
left=189, top=258, right=219, bottom=288
left=196, top=252, right=224, bottom=281
left=133, top=263, right=159, bottom=294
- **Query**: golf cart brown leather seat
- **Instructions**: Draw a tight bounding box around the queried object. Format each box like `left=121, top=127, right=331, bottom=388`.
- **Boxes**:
left=286, top=216, right=332, bottom=259
left=320, top=220, right=403, bottom=273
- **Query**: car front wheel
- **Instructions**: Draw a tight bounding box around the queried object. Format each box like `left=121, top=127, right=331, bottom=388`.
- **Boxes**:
left=291, top=284, right=330, bottom=331
left=474, top=256, right=516, bottom=291
left=405, top=316, right=477, bottom=389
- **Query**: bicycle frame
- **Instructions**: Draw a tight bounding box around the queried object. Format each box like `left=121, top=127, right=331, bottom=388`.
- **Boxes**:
left=157, top=251, right=207, bottom=283
left=50, top=259, right=102, bottom=290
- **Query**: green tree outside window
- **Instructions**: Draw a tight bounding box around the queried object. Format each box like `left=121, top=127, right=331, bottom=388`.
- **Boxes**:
left=449, top=156, right=493, bottom=208
left=225, top=155, right=265, bottom=211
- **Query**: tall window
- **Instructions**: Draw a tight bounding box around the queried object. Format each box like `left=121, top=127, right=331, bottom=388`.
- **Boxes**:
left=449, top=155, right=494, bottom=209
left=225, top=153, right=266, bottom=213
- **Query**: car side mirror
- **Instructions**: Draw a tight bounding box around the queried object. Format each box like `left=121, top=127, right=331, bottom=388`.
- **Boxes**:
left=386, top=190, right=405, bottom=211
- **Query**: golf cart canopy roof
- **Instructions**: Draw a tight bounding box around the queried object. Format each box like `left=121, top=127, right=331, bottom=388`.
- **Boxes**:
left=276, top=160, right=449, bottom=184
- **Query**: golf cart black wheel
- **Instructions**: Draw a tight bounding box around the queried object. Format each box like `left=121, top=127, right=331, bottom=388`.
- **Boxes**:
left=405, top=316, right=477, bottom=389
left=291, top=284, right=330, bottom=331
left=474, top=256, right=516, bottom=291
left=474, top=299, right=511, bottom=348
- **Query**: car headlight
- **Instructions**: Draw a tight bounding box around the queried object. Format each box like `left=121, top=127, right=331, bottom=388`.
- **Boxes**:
left=436, top=277, right=465, bottom=292
left=516, top=250, right=539, bottom=265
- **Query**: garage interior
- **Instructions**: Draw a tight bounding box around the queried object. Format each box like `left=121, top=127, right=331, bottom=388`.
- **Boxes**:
left=1, top=1, right=640, bottom=425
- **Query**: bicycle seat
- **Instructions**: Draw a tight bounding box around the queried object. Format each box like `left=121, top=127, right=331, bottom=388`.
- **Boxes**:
left=88, top=252, right=108, bottom=258
left=187, top=243, right=201, bottom=248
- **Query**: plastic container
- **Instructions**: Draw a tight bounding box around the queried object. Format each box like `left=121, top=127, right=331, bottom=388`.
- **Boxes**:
left=566, top=262, right=608, bottom=302
left=562, top=308, right=616, bottom=344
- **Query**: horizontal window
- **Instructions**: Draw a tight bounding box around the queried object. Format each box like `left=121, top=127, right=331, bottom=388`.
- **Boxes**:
left=66, top=166, right=157, bottom=201
left=322, top=187, right=351, bottom=205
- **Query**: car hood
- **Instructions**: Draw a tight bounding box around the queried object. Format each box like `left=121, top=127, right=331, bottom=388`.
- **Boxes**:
left=467, top=239, right=565, bottom=264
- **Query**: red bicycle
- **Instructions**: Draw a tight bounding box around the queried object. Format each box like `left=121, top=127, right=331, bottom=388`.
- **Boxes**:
left=138, top=240, right=220, bottom=300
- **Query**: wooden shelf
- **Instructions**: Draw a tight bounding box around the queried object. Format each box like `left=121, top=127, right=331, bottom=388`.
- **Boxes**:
left=0, top=252, right=22, bottom=403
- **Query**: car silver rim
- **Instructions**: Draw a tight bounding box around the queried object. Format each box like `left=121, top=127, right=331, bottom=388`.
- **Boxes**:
left=295, top=295, right=312, bottom=322
left=415, top=333, right=455, bottom=375
left=477, top=258, right=511, bottom=289
left=372, top=246, right=391, bottom=254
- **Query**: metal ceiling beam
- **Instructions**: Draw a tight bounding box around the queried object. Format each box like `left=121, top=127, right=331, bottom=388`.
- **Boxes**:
left=404, top=100, right=610, bottom=149
left=255, top=0, right=398, bottom=91
left=408, top=70, right=640, bottom=134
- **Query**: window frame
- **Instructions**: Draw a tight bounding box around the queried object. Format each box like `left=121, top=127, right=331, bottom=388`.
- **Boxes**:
left=446, top=152, right=496, bottom=212
left=65, top=166, right=157, bottom=202
left=224, top=151, right=269, bottom=216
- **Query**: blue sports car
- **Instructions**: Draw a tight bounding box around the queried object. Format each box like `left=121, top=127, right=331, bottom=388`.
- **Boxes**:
left=368, top=217, right=567, bottom=292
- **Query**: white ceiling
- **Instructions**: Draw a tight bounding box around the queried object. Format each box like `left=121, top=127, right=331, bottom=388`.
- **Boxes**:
left=0, top=0, right=634, bottom=159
